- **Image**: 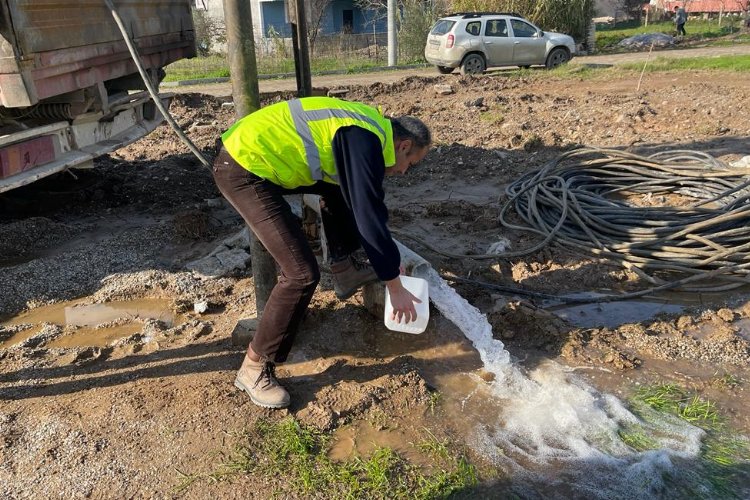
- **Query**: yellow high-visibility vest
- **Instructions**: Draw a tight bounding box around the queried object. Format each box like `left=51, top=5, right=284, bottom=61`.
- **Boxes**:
left=221, top=97, right=396, bottom=189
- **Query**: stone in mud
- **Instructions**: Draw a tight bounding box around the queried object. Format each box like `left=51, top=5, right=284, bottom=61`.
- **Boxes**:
left=676, top=315, right=694, bottom=331
left=187, top=322, right=213, bottom=340
left=20, top=324, right=63, bottom=349
left=464, top=96, right=484, bottom=108
left=716, top=308, right=735, bottom=323
left=220, top=227, right=251, bottom=250
left=56, top=346, right=108, bottom=366
left=187, top=248, right=251, bottom=277
left=231, top=317, right=258, bottom=347
left=327, top=88, right=349, bottom=98
left=434, top=84, right=454, bottom=95
left=500, top=329, right=515, bottom=340
left=215, top=248, right=251, bottom=270
left=602, top=350, right=639, bottom=370
left=296, top=403, right=337, bottom=432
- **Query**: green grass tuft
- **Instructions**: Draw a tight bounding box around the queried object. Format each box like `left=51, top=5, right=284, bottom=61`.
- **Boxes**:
left=629, top=383, right=750, bottom=498
left=621, top=54, right=750, bottom=73
left=618, top=428, right=659, bottom=452
left=633, top=384, right=721, bottom=427
left=180, top=417, right=479, bottom=498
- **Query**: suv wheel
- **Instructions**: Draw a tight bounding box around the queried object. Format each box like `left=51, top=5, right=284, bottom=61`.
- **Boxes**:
left=460, top=54, right=485, bottom=75
left=436, top=66, right=454, bottom=74
left=545, top=48, right=570, bottom=69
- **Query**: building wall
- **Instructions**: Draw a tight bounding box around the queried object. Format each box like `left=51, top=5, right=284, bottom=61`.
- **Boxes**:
left=195, top=0, right=387, bottom=52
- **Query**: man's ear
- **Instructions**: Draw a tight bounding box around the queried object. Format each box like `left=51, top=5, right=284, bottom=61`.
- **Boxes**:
left=397, top=138, right=413, bottom=155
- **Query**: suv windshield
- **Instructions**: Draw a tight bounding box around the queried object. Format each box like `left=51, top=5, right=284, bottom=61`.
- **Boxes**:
left=430, top=20, right=455, bottom=36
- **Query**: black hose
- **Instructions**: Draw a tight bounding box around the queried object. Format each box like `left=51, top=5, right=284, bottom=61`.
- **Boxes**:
left=103, top=0, right=211, bottom=169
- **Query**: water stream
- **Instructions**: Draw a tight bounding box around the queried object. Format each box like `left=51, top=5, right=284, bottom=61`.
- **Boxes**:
left=420, top=267, right=706, bottom=497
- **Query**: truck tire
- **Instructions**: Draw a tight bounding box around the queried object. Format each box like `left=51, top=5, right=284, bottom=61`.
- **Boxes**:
left=460, top=54, right=485, bottom=75
left=545, top=47, right=570, bottom=69
left=436, top=66, right=454, bottom=74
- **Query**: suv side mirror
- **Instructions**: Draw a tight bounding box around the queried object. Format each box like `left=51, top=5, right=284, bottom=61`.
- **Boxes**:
left=537, top=30, right=545, bottom=37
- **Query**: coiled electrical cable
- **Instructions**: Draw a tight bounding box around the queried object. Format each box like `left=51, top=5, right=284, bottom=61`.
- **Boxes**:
left=499, top=147, right=750, bottom=292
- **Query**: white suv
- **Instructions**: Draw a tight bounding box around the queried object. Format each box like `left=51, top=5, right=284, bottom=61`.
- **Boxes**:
left=425, top=12, right=576, bottom=74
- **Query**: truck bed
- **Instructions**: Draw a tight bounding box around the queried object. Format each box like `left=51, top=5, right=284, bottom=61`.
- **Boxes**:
left=0, top=0, right=195, bottom=107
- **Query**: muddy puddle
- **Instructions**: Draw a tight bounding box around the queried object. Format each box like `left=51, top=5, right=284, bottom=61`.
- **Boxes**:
left=544, top=289, right=740, bottom=328
left=329, top=423, right=437, bottom=469
left=0, top=298, right=180, bottom=348
left=549, top=298, right=685, bottom=328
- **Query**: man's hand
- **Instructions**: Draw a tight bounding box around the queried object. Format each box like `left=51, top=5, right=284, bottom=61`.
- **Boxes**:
left=385, top=276, right=421, bottom=323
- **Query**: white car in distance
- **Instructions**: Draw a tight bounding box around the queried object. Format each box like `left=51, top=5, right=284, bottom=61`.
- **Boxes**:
left=425, top=12, right=577, bottom=75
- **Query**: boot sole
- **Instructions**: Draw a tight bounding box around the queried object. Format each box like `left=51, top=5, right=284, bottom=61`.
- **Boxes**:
left=335, top=277, right=381, bottom=300
left=234, top=378, right=290, bottom=409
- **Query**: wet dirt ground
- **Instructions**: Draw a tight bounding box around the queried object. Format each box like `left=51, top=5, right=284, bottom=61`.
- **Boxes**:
left=2, top=67, right=750, bottom=498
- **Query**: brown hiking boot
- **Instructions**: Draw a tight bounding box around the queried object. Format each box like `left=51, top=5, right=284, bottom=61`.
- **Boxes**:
left=330, top=255, right=380, bottom=300
left=234, top=359, right=290, bottom=409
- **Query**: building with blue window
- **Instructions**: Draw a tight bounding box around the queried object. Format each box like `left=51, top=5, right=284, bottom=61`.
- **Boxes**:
left=194, top=0, right=387, bottom=43
left=260, top=0, right=386, bottom=37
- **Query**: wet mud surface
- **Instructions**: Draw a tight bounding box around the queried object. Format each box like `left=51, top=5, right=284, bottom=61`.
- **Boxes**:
left=2, top=69, right=750, bottom=497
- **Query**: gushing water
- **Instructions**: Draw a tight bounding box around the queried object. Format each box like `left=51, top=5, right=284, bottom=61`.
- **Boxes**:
left=419, top=267, right=706, bottom=498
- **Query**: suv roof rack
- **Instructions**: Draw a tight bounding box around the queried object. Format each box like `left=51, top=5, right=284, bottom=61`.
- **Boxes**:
left=446, top=12, right=522, bottom=19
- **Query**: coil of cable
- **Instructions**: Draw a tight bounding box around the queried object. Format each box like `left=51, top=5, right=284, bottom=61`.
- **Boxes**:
left=501, top=147, right=750, bottom=292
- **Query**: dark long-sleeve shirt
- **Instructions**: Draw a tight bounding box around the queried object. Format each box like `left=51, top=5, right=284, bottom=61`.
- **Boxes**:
left=332, top=126, right=400, bottom=282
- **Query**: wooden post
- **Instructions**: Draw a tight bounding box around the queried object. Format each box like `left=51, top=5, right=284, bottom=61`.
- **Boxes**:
left=290, top=23, right=303, bottom=91
left=223, top=0, right=276, bottom=328
left=288, top=0, right=312, bottom=97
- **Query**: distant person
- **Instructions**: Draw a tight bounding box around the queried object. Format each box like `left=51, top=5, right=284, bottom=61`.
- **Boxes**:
left=674, top=6, right=687, bottom=37
left=213, top=97, right=431, bottom=409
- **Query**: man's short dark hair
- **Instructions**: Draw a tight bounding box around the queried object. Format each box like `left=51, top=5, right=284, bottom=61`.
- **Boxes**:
left=391, top=116, right=431, bottom=149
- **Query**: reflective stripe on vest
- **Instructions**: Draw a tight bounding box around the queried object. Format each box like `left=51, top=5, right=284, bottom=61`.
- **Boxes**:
left=288, top=99, right=387, bottom=183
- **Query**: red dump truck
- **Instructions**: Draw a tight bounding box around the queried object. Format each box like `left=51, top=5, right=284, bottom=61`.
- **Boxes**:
left=0, top=0, right=195, bottom=192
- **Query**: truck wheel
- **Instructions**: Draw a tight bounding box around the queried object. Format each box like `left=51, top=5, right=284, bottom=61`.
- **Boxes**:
left=436, top=66, right=454, bottom=74
left=545, top=48, right=569, bottom=69
left=460, top=54, right=485, bottom=75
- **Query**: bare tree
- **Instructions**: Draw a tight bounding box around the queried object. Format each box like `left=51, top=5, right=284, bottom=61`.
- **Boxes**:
left=307, top=0, right=333, bottom=54
left=192, top=8, right=226, bottom=56
left=355, top=0, right=388, bottom=29
left=355, top=0, right=449, bottom=60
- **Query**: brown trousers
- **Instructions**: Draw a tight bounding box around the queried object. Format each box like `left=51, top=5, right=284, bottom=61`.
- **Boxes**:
left=212, top=147, right=359, bottom=362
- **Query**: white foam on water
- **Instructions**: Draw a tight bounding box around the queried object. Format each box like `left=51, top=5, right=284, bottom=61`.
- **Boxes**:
left=421, top=268, right=705, bottom=497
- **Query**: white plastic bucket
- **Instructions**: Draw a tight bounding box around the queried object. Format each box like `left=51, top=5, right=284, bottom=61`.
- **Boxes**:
left=384, top=275, right=429, bottom=334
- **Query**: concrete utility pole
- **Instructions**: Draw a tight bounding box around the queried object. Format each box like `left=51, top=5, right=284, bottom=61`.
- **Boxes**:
left=387, top=0, right=397, bottom=66
left=223, top=0, right=260, bottom=116
left=223, top=0, right=277, bottom=315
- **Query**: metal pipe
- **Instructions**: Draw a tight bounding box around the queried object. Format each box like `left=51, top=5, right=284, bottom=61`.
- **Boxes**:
left=387, top=0, right=397, bottom=66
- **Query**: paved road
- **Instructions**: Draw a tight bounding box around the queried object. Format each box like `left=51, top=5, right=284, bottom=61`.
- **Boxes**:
left=165, top=43, right=750, bottom=97
left=574, top=43, right=750, bottom=65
